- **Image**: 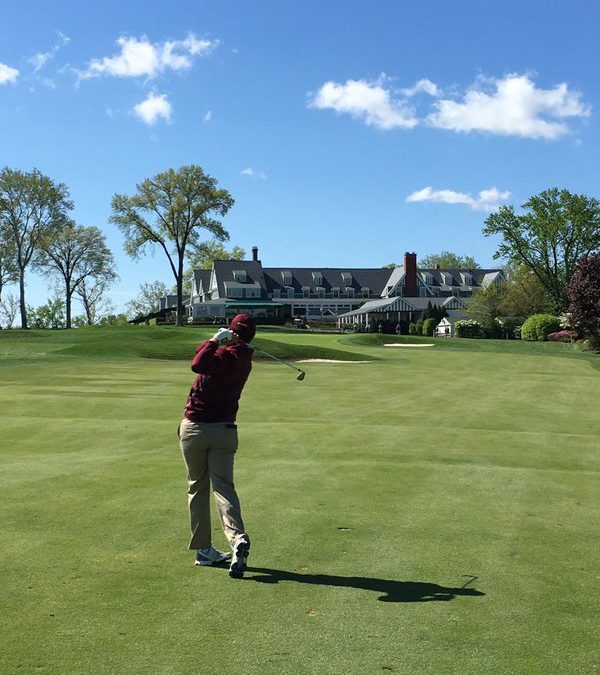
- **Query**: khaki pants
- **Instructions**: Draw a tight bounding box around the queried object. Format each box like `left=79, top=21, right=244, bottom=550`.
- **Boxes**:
left=179, top=417, right=247, bottom=550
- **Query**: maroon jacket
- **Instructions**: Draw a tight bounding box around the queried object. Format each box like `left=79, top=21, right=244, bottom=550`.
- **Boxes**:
left=184, top=339, right=253, bottom=423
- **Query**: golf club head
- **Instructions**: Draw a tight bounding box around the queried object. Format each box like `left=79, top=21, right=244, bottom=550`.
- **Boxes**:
left=296, top=371, right=305, bottom=381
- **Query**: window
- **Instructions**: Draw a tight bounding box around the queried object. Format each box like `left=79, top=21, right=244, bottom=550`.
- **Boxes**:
left=442, top=272, right=453, bottom=285
left=423, top=272, right=433, bottom=285
left=246, top=287, right=260, bottom=298
left=227, top=287, right=242, bottom=298
left=332, top=287, right=340, bottom=298
left=312, top=271, right=323, bottom=286
left=273, top=289, right=281, bottom=299
left=316, top=286, right=325, bottom=298
left=341, top=272, right=353, bottom=287
left=233, top=270, right=247, bottom=283
left=302, top=286, right=310, bottom=298
left=347, top=288, right=355, bottom=298
left=361, top=287, right=370, bottom=298
left=287, top=287, right=295, bottom=299
left=281, top=271, right=292, bottom=286
left=461, top=273, right=472, bottom=286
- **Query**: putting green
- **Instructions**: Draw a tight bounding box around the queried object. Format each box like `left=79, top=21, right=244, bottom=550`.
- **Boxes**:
left=0, top=326, right=598, bottom=674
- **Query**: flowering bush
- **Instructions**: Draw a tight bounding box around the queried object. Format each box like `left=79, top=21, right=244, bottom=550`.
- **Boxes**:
left=547, top=330, right=578, bottom=342
left=455, top=319, right=484, bottom=338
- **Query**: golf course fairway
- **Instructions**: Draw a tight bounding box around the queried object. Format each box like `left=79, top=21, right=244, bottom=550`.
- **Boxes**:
left=1, top=326, right=598, bottom=674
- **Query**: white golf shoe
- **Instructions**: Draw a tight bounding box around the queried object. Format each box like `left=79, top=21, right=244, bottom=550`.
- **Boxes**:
left=229, top=537, right=250, bottom=579
left=195, top=546, right=232, bottom=566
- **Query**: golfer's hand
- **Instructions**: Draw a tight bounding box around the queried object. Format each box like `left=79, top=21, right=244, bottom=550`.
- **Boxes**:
left=211, top=328, right=234, bottom=344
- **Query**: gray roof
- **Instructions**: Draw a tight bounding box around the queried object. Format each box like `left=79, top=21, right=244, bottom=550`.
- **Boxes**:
left=212, top=260, right=269, bottom=297
left=262, top=267, right=393, bottom=294
left=193, top=270, right=212, bottom=293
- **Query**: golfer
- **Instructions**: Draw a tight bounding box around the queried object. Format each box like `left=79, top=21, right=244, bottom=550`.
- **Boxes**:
left=178, top=313, right=256, bottom=579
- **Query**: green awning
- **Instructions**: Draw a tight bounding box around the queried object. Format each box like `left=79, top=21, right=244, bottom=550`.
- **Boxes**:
left=225, top=301, right=283, bottom=307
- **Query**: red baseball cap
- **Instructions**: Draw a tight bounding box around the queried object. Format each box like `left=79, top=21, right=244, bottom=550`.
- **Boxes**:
left=229, top=313, right=256, bottom=343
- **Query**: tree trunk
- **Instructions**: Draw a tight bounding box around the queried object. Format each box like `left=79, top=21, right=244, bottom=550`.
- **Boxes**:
left=19, top=269, right=27, bottom=329
left=175, top=257, right=184, bottom=327
left=65, top=287, right=72, bottom=329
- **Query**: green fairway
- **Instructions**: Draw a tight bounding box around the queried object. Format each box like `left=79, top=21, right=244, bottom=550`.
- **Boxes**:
left=1, top=327, right=598, bottom=674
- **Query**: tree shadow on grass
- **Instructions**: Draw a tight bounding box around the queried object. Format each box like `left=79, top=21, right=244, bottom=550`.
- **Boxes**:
left=244, top=567, right=485, bottom=603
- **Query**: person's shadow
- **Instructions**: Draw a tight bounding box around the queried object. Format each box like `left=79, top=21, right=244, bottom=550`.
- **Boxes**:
left=244, top=567, right=485, bottom=603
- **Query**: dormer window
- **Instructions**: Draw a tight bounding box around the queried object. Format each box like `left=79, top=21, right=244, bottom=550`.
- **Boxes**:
left=347, top=287, right=355, bottom=298
left=287, top=287, right=295, bottom=299
left=361, top=287, right=370, bottom=298
left=442, top=272, right=453, bottom=285
left=421, top=272, right=434, bottom=285
left=332, top=286, right=340, bottom=298
left=233, top=270, right=247, bottom=283
left=302, top=286, right=310, bottom=298
left=273, top=288, right=281, bottom=299
left=281, top=271, right=292, bottom=286
left=312, top=271, right=323, bottom=286
left=315, top=286, right=325, bottom=298
left=341, top=272, right=353, bottom=287
left=461, top=273, right=473, bottom=286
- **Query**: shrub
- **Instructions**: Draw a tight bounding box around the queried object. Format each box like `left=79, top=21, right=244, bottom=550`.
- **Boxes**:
left=415, top=319, right=423, bottom=335
left=422, top=318, right=436, bottom=336
left=408, top=322, right=417, bottom=335
left=521, top=314, right=562, bottom=341
left=496, top=317, right=523, bottom=340
left=547, top=330, right=578, bottom=343
left=455, top=319, right=484, bottom=338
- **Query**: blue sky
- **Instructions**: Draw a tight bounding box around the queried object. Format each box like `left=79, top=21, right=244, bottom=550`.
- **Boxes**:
left=1, top=0, right=598, bottom=314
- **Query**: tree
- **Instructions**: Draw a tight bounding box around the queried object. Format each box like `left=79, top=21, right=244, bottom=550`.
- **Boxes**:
left=0, top=168, right=73, bottom=328
left=0, top=227, right=18, bottom=302
left=483, top=188, right=600, bottom=312
left=27, top=295, right=66, bottom=329
left=110, top=165, right=234, bottom=326
left=502, top=264, right=554, bottom=317
left=567, top=253, right=600, bottom=351
left=125, top=280, right=170, bottom=320
left=183, top=241, right=244, bottom=293
left=75, top=274, right=117, bottom=326
left=467, top=282, right=506, bottom=336
left=419, top=251, right=480, bottom=269
left=0, top=292, right=19, bottom=328
left=36, top=222, right=116, bottom=328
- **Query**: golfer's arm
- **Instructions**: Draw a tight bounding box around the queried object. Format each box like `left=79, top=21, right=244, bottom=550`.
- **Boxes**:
left=191, top=340, right=227, bottom=375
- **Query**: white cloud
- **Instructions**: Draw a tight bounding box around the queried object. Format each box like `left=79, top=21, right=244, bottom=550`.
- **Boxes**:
left=406, top=186, right=511, bottom=212
left=80, top=33, right=218, bottom=80
left=133, top=92, right=172, bottom=125
left=401, top=78, right=440, bottom=97
left=428, top=74, right=590, bottom=139
left=203, top=110, right=212, bottom=123
left=240, top=168, right=267, bottom=180
left=29, top=32, right=70, bottom=73
left=0, top=62, right=19, bottom=84
left=309, top=76, right=417, bottom=130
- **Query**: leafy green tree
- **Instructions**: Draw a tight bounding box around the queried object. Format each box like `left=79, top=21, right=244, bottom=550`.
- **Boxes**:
left=110, top=165, right=234, bottom=326
left=28, top=296, right=66, bottom=329
left=0, top=291, right=19, bottom=328
left=75, top=274, right=117, bottom=326
left=125, top=280, right=170, bottom=320
left=483, top=188, right=600, bottom=312
left=0, top=168, right=73, bottom=328
left=419, top=251, right=480, bottom=269
left=502, top=264, right=554, bottom=318
left=36, top=222, right=116, bottom=328
left=567, top=253, right=600, bottom=350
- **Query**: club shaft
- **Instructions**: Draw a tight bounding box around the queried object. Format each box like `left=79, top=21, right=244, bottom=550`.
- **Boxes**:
left=252, top=345, right=304, bottom=373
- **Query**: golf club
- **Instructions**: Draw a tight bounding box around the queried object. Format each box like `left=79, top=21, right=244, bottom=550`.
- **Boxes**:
left=251, top=345, right=306, bottom=380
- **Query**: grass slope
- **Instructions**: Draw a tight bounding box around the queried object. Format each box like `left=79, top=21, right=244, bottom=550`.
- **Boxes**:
left=0, top=327, right=599, bottom=674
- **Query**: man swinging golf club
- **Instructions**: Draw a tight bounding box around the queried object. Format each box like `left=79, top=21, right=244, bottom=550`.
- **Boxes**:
left=178, top=313, right=256, bottom=579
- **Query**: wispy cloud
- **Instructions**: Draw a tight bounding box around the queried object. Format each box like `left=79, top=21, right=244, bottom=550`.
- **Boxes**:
left=310, top=72, right=590, bottom=140
left=80, top=33, right=218, bottom=80
left=406, top=186, right=510, bottom=212
left=0, top=62, right=19, bottom=84
left=29, top=32, right=70, bottom=73
left=203, top=110, right=212, bottom=123
left=308, top=76, right=417, bottom=130
left=133, top=92, right=172, bottom=125
left=428, top=74, right=590, bottom=139
left=240, top=168, right=267, bottom=180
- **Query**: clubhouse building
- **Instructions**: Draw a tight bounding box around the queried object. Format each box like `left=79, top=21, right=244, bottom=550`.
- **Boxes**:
left=176, top=247, right=504, bottom=332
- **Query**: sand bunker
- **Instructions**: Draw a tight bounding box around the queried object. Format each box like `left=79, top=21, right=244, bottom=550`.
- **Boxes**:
left=384, top=343, right=435, bottom=348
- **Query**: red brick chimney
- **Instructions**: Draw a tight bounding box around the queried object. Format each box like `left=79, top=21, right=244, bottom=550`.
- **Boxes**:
left=404, top=252, right=418, bottom=297
left=252, top=246, right=259, bottom=261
